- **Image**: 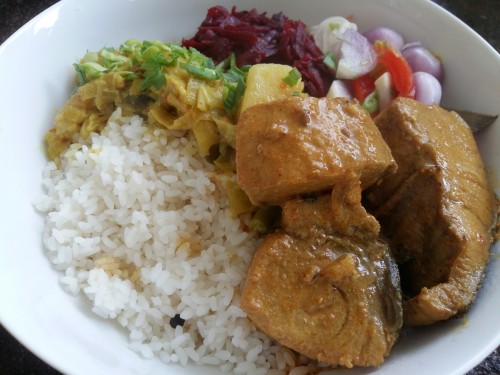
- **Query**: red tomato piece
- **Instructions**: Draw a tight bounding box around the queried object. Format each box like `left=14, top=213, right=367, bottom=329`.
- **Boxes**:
left=352, top=74, right=376, bottom=103
left=374, top=41, right=415, bottom=98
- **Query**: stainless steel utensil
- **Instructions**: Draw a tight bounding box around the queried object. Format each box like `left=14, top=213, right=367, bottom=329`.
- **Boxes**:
left=450, top=109, right=498, bottom=133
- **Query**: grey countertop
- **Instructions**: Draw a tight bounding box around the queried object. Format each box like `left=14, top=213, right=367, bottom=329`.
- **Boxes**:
left=0, top=0, right=499, bottom=374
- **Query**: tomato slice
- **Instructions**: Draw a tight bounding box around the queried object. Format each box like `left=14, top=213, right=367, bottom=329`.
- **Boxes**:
left=352, top=74, right=376, bottom=103
left=374, top=41, right=415, bottom=98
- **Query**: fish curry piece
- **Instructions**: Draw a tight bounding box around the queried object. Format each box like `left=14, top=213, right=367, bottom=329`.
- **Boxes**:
left=365, top=97, right=497, bottom=326
left=238, top=97, right=402, bottom=368
left=235, top=97, right=397, bottom=206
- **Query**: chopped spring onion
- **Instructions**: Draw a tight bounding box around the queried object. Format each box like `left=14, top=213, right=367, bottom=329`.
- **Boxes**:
left=72, top=41, right=247, bottom=106
left=282, top=67, right=302, bottom=86
left=250, top=206, right=282, bottom=233
left=329, top=22, right=341, bottom=30
left=100, top=48, right=130, bottom=69
left=362, top=91, right=379, bottom=114
left=323, top=52, right=337, bottom=71
left=169, top=44, right=190, bottom=60
left=140, top=49, right=176, bottom=90
left=141, top=45, right=162, bottom=61
left=140, top=67, right=165, bottom=90
left=119, top=71, right=137, bottom=80
left=180, top=48, right=221, bottom=81
left=73, top=62, right=108, bottom=85
left=81, top=51, right=99, bottom=63
left=119, top=40, right=143, bottom=65
left=222, top=61, right=250, bottom=82
left=181, top=63, right=221, bottom=80
left=216, top=53, right=237, bottom=71
left=219, top=55, right=249, bottom=114
left=223, top=78, right=246, bottom=114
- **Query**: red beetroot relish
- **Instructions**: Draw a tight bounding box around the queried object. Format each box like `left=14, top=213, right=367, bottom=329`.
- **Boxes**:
left=182, top=6, right=334, bottom=98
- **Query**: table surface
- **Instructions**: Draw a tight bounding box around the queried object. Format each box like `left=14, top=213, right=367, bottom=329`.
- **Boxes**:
left=1, top=0, right=499, bottom=374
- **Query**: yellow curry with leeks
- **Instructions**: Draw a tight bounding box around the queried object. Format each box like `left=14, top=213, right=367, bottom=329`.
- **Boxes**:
left=44, top=40, right=304, bottom=230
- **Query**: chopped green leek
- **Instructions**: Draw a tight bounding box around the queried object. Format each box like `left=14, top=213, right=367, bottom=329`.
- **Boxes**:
left=73, top=62, right=108, bottom=85
left=122, top=38, right=141, bottom=48
left=282, top=67, right=302, bottom=86
left=169, top=44, right=190, bottom=60
left=180, top=63, right=221, bottom=80
left=329, top=22, right=341, bottom=30
left=140, top=67, right=165, bottom=90
left=219, top=58, right=249, bottom=114
left=362, top=91, right=379, bottom=114
left=323, top=52, right=337, bottom=72
left=81, top=51, right=99, bottom=63
left=141, top=45, right=162, bottom=61
left=72, top=40, right=248, bottom=103
left=223, top=64, right=250, bottom=82
left=223, top=78, right=246, bottom=114
left=140, top=50, right=175, bottom=90
left=179, top=48, right=221, bottom=81
left=250, top=206, right=282, bottom=233
left=119, top=41, right=143, bottom=65
left=100, top=48, right=130, bottom=69
left=119, top=71, right=137, bottom=80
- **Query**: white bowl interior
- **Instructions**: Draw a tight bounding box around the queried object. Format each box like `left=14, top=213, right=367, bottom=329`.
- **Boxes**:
left=0, top=1, right=498, bottom=374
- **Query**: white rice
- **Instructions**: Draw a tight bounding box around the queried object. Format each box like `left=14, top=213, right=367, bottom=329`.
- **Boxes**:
left=35, top=108, right=320, bottom=374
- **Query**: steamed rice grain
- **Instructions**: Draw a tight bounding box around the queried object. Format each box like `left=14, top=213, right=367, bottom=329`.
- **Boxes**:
left=36, top=108, right=303, bottom=374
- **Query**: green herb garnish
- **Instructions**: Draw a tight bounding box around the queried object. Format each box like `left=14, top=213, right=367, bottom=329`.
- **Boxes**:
left=180, top=48, right=221, bottom=81
left=329, top=22, right=341, bottom=30
left=218, top=54, right=249, bottom=114
left=140, top=67, right=166, bottom=89
left=282, top=67, right=302, bottom=86
left=140, top=47, right=177, bottom=90
left=250, top=205, right=282, bottom=233
left=100, top=48, right=130, bottom=69
left=73, top=62, right=108, bottom=86
left=71, top=40, right=249, bottom=111
left=223, top=78, right=246, bottom=114
left=323, top=52, right=337, bottom=72
left=362, top=91, right=379, bottom=114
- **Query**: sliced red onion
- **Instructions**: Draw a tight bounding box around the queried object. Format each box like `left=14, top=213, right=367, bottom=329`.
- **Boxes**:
left=413, top=72, right=442, bottom=105
left=311, top=16, right=358, bottom=59
left=402, top=41, right=422, bottom=51
left=326, top=80, right=353, bottom=99
left=336, top=28, right=378, bottom=80
left=402, top=46, right=443, bottom=81
left=363, top=27, right=405, bottom=50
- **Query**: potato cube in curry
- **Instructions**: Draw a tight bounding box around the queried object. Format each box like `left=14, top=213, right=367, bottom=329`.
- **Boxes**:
left=237, top=63, right=304, bottom=118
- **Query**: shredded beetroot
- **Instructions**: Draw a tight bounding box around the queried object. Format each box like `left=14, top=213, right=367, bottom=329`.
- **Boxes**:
left=182, top=6, right=334, bottom=97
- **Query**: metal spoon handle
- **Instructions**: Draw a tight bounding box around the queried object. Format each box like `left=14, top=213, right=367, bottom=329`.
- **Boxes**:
left=447, top=108, right=498, bottom=133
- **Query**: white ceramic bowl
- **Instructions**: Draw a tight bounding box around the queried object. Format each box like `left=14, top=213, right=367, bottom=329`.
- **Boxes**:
left=0, top=1, right=498, bottom=374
